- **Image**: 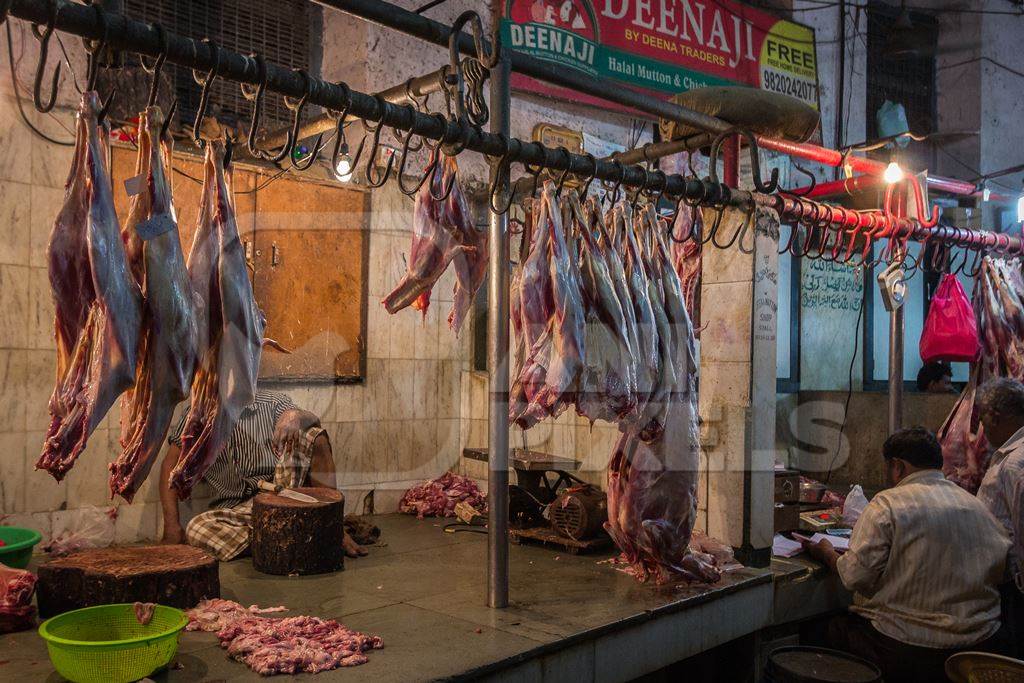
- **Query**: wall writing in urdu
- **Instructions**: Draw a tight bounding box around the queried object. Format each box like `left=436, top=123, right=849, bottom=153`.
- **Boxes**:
left=801, top=259, right=862, bottom=311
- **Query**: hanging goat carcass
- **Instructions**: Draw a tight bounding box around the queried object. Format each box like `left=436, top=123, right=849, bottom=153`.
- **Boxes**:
left=110, top=106, right=198, bottom=501
left=169, top=140, right=263, bottom=499
left=37, top=92, right=142, bottom=481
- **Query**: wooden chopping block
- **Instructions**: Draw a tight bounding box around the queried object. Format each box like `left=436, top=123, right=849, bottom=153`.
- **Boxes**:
left=251, top=487, right=345, bottom=576
left=37, top=545, right=219, bottom=618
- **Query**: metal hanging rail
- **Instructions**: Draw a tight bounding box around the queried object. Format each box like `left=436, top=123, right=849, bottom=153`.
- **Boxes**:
left=311, top=0, right=981, bottom=199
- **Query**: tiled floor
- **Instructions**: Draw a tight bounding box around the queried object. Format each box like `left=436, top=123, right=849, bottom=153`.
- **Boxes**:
left=1, top=515, right=772, bottom=682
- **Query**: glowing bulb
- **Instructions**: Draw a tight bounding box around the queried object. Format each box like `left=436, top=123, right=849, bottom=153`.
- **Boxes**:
left=1017, top=191, right=1024, bottom=223
left=335, top=153, right=354, bottom=182
left=982, top=181, right=991, bottom=203
left=883, top=161, right=904, bottom=184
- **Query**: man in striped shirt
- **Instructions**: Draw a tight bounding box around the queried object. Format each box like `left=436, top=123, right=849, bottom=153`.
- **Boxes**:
left=158, top=389, right=365, bottom=561
left=804, top=427, right=1010, bottom=683
left=976, top=378, right=1024, bottom=658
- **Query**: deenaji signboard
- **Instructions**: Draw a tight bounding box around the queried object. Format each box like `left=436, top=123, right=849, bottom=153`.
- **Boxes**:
left=502, top=0, right=819, bottom=112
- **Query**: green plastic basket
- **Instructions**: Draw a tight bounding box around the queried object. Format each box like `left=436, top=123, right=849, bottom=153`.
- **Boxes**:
left=0, top=526, right=42, bottom=568
left=38, top=603, right=188, bottom=683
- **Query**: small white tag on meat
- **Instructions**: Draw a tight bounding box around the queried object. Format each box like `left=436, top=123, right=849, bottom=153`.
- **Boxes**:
left=134, top=214, right=177, bottom=241
left=124, top=172, right=146, bottom=196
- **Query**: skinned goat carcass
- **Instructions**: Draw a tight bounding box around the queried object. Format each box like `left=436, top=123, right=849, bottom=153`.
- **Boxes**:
left=604, top=285, right=716, bottom=583
left=169, top=140, right=263, bottom=499
left=110, top=107, right=197, bottom=501
left=509, top=182, right=586, bottom=428
left=570, top=194, right=636, bottom=424
left=383, top=150, right=484, bottom=334
left=670, top=204, right=702, bottom=328
left=37, top=92, right=142, bottom=480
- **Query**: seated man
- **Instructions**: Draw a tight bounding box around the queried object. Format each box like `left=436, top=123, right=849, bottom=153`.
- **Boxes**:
left=976, top=378, right=1024, bottom=658
left=159, top=388, right=365, bottom=561
left=804, top=427, right=1009, bottom=683
left=917, top=360, right=954, bottom=394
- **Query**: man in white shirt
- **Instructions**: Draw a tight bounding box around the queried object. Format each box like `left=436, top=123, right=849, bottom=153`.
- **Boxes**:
left=804, top=427, right=1010, bottom=682
left=977, top=378, right=1024, bottom=658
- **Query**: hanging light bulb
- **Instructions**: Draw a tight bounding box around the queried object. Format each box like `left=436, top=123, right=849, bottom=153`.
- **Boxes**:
left=884, top=161, right=904, bottom=184
left=334, top=141, right=354, bottom=182
left=981, top=180, right=991, bottom=203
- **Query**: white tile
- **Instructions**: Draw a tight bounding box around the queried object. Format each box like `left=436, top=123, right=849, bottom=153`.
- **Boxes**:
left=114, top=501, right=158, bottom=544
left=334, top=384, right=365, bottom=423
left=414, top=305, right=439, bottom=360
left=0, top=180, right=30, bottom=266
left=31, top=126, right=75, bottom=189
left=412, top=359, right=438, bottom=420
left=0, top=350, right=27, bottom=432
left=0, top=264, right=29, bottom=349
left=386, top=359, right=415, bottom=420
left=436, top=360, right=460, bottom=420
left=25, top=349, right=55, bottom=433
left=0, top=98, right=34, bottom=183
left=0, top=431, right=26, bottom=513
left=365, top=299, right=391, bottom=360
left=65, top=427, right=117, bottom=509
left=329, top=421, right=366, bottom=486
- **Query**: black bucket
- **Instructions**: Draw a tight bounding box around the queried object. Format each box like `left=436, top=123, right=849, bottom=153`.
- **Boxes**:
left=766, top=646, right=882, bottom=683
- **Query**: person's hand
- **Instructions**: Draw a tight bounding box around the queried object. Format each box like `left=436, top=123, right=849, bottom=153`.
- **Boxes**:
left=343, top=532, right=367, bottom=558
left=272, top=410, right=304, bottom=456
left=801, top=537, right=835, bottom=561
left=160, top=525, right=185, bottom=545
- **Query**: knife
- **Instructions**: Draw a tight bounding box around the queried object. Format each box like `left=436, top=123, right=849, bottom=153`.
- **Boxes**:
left=257, top=481, right=319, bottom=503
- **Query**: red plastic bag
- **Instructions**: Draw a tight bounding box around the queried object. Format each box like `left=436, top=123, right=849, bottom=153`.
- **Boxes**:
left=920, top=274, right=980, bottom=363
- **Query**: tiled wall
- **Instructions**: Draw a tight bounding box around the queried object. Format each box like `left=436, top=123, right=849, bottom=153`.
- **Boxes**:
left=0, top=5, right=650, bottom=547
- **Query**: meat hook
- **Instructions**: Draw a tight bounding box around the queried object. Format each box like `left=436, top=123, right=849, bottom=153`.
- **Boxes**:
left=553, top=146, right=573, bottom=197
left=284, top=70, right=327, bottom=171
left=578, top=151, right=599, bottom=199
left=83, top=2, right=114, bottom=124
left=425, top=113, right=460, bottom=201
left=140, top=23, right=176, bottom=137
left=363, top=103, right=396, bottom=188
left=328, top=86, right=367, bottom=181
left=241, top=53, right=291, bottom=163
left=603, top=160, right=626, bottom=208
left=191, top=39, right=221, bottom=148
left=487, top=135, right=519, bottom=215
left=396, top=104, right=436, bottom=196
left=780, top=162, right=817, bottom=198
left=907, top=174, right=941, bottom=229
left=700, top=204, right=726, bottom=247
left=523, top=141, right=547, bottom=199
left=30, top=0, right=61, bottom=113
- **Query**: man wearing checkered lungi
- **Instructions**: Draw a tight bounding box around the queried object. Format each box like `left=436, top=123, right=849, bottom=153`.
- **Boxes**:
left=157, top=389, right=366, bottom=561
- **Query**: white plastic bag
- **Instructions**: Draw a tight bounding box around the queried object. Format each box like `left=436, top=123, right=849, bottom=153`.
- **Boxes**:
left=45, top=506, right=118, bottom=556
left=843, top=485, right=869, bottom=527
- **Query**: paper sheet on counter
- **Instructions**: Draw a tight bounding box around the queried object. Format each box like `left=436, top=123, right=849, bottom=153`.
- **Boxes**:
left=772, top=534, right=803, bottom=558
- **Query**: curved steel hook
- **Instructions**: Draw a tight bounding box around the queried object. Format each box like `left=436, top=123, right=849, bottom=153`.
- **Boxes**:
left=30, top=0, right=61, bottom=113
left=487, top=136, right=518, bottom=215
left=396, top=106, right=435, bottom=196
left=781, top=162, right=817, bottom=197
left=241, top=53, right=290, bottom=162
left=83, top=2, right=114, bottom=123
left=192, top=39, right=221, bottom=147
left=284, top=70, right=327, bottom=171
left=141, top=23, right=168, bottom=108
left=363, top=105, right=396, bottom=189
left=713, top=201, right=753, bottom=250
left=579, top=152, right=598, bottom=199
left=604, top=160, right=626, bottom=207
left=553, top=146, right=573, bottom=197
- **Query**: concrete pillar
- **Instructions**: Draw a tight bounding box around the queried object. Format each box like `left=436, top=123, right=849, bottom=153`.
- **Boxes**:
left=697, top=206, right=779, bottom=567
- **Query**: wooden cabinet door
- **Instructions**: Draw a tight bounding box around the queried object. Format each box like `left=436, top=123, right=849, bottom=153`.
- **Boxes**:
left=252, top=174, right=368, bottom=382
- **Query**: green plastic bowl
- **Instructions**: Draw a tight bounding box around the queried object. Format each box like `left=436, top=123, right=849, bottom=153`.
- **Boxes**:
left=38, top=603, right=188, bottom=683
left=0, top=526, right=42, bottom=568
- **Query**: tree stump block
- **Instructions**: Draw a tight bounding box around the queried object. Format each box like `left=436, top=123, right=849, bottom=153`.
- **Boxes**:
left=37, top=545, right=219, bottom=618
left=251, top=487, right=345, bottom=575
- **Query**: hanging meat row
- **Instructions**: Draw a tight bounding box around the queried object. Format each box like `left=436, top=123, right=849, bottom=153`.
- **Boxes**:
left=510, top=182, right=719, bottom=584
left=940, top=256, right=1024, bottom=492
left=36, top=91, right=263, bottom=502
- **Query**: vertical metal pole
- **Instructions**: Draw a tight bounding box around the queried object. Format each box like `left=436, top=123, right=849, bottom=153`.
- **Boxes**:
left=486, top=52, right=512, bottom=609
left=888, top=305, right=904, bottom=434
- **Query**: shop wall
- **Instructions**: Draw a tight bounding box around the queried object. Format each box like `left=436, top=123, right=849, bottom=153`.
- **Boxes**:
left=787, top=390, right=957, bottom=492
left=0, top=2, right=654, bottom=545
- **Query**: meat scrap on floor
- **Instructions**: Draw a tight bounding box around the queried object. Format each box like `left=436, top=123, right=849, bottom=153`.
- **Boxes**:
left=399, top=472, right=487, bottom=519
left=186, top=598, right=383, bottom=675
